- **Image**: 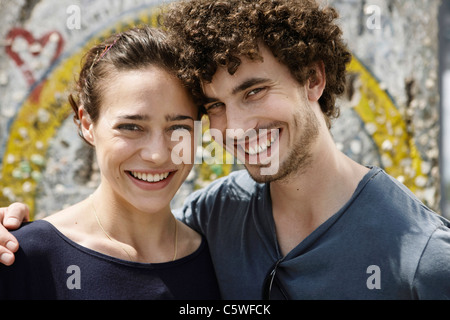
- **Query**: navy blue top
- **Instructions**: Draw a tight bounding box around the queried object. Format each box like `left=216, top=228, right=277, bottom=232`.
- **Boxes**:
left=0, top=220, right=220, bottom=300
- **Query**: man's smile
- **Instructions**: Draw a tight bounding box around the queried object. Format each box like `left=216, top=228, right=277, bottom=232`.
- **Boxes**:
left=242, top=129, right=280, bottom=156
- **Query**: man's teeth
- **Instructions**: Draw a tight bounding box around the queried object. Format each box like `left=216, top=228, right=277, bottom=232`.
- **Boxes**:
left=130, top=171, right=170, bottom=182
left=245, top=133, right=278, bottom=155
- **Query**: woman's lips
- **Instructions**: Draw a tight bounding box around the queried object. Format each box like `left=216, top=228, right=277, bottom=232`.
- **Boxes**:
left=126, top=170, right=175, bottom=190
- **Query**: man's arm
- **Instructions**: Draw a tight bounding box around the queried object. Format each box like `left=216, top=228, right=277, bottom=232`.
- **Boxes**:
left=0, top=203, right=30, bottom=266
left=413, top=225, right=450, bottom=299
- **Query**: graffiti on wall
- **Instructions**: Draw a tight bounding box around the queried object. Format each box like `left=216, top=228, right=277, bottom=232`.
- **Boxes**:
left=0, top=0, right=439, bottom=218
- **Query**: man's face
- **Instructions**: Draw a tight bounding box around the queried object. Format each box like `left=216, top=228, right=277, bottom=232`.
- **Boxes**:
left=202, top=45, right=321, bottom=183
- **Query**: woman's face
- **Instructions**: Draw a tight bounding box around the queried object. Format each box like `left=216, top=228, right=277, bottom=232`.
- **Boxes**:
left=82, top=66, right=198, bottom=214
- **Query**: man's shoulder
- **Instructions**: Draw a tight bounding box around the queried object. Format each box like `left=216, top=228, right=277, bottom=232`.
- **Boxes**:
left=198, top=169, right=262, bottom=199
left=357, top=167, right=450, bottom=235
left=177, top=170, right=265, bottom=222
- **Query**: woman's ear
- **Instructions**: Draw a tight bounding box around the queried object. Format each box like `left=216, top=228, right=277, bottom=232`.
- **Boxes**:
left=79, top=106, right=95, bottom=146
left=306, top=61, right=326, bottom=102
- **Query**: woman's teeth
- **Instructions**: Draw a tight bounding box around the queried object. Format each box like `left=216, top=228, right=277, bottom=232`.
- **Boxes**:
left=130, top=171, right=170, bottom=183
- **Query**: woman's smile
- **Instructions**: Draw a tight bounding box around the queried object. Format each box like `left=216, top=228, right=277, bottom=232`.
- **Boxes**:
left=129, top=171, right=171, bottom=183
left=126, top=170, right=176, bottom=191
left=89, top=66, right=197, bottom=213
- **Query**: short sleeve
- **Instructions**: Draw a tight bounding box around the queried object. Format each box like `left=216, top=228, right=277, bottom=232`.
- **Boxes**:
left=413, top=225, right=450, bottom=299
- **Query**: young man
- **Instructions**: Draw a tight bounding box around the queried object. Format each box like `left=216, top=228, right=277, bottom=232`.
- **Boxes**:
left=1, top=0, right=450, bottom=299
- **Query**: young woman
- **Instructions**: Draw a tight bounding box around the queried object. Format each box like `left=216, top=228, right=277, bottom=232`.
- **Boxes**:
left=0, top=26, right=220, bottom=300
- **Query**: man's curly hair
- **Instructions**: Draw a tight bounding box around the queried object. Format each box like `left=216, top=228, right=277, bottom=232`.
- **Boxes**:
left=163, top=0, right=352, bottom=128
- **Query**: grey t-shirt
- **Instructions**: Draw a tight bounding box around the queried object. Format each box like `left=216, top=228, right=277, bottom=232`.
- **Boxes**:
left=176, top=166, right=450, bottom=299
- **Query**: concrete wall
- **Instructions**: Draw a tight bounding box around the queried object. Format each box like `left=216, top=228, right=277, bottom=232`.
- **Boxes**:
left=439, top=0, right=450, bottom=218
left=0, top=0, right=443, bottom=218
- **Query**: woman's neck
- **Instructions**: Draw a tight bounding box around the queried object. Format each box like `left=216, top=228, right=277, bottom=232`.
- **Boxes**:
left=45, top=183, right=179, bottom=263
left=88, top=185, right=177, bottom=262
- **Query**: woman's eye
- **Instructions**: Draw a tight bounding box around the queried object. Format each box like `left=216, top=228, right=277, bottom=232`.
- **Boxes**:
left=117, top=124, right=141, bottom=131
left=169, top=125, right=192, bottom=132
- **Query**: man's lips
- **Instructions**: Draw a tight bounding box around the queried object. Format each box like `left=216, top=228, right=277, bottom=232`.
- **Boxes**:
left=229, top=129, right=280, bottom=156
left=240, top=129, right=280, bottom=156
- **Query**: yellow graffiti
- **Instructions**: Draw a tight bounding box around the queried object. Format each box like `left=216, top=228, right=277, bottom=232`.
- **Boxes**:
left=347, top=57, right=426, bottom=195
left=0, top=8, right=428, bottom=217
left=0, top=9, right=158, bottom=216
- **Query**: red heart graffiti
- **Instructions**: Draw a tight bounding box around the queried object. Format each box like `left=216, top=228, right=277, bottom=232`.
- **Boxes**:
left=5, top=28, right=65, bottom=87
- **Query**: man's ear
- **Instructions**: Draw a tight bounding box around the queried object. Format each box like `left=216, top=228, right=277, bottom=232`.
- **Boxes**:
left=306, top=61, right=326, bottom=102
left=79, top=106, right=95, bottom=146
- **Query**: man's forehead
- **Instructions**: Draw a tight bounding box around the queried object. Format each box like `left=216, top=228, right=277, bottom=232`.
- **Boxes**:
left=201, top=47, right=278, bottom=97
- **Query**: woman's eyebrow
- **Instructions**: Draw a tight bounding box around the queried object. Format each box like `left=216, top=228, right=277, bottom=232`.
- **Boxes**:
left=165, top=114, right=194, bottom=122
left=117, top=114, right=194, bottom=122
left=118, top=114, right=149, bottom=121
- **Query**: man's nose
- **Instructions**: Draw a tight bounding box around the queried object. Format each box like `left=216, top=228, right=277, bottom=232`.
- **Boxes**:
left=224, top=104, right=258, bottom=141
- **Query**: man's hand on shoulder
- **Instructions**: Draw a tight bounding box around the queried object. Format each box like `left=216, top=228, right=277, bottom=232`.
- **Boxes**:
left=0, top=203, right=30, bottom=266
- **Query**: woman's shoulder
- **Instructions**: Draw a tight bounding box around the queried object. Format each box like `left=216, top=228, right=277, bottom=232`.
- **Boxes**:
left=12, top=200, right=90, bottom=255
left=176, top=220, right=203, bottom=260
left=12, top=219, right=55, bottom=237
left=43, top=199, right=94, bottom=246
left=11, top=220, right=61, bottom=254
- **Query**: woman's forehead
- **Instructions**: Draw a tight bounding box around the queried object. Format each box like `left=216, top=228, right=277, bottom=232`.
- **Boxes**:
left=99, top=67, right=197, bottom=118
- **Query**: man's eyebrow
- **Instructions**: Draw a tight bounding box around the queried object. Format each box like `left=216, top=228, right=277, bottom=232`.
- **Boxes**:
left=203, top=97, right=219, bottom=105
left=232, top=78, right=269, bottom=95
left=165, top=114, right=194, bottom=122
left=202, top=77, right=269, bottom=105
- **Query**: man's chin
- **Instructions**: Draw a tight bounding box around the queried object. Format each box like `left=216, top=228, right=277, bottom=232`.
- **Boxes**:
left=244, top=163, right=282, bottom=184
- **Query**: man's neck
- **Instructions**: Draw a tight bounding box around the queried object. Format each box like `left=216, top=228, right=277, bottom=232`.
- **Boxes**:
left=269, top=146, right=369, bottom=256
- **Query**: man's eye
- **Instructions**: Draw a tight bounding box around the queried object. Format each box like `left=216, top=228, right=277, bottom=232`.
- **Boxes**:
left=206, top=102, right=225, bottom=114
left=247, top=87, right=265, bottom=97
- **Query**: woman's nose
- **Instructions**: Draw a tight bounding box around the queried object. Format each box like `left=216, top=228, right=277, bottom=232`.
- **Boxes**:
left=139, top=134, right=171, bottom=164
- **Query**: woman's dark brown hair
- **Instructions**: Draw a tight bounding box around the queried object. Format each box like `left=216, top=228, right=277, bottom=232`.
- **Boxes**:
left=69, top=26, right=182, bottom=144
left=163, top=0, right=352, bottom=128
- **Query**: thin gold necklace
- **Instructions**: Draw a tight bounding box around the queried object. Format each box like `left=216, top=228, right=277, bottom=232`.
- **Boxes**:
left=90, top=195, right=178, bottom=262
